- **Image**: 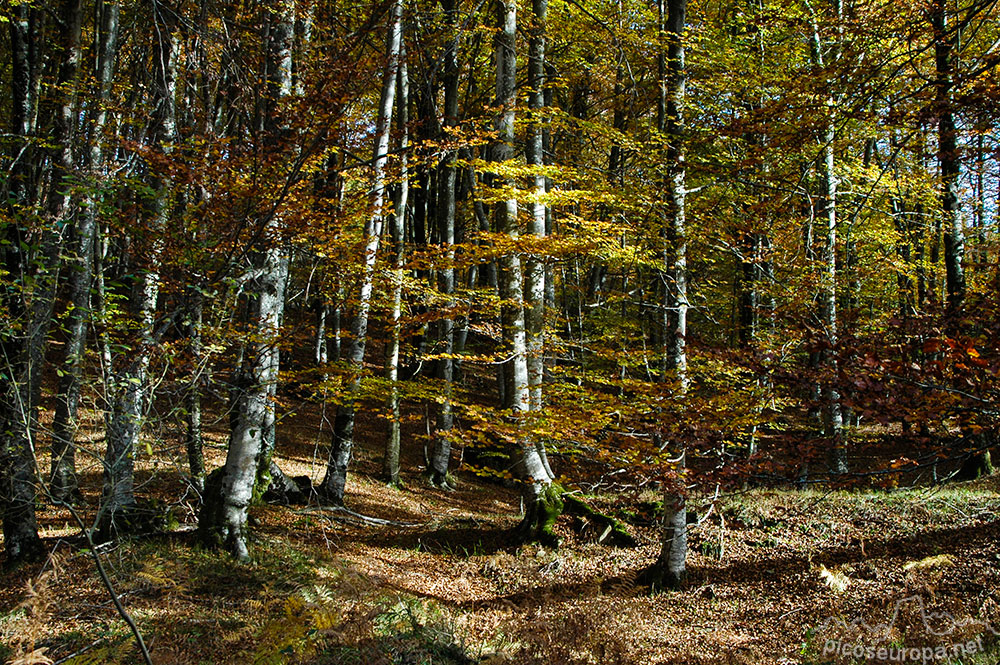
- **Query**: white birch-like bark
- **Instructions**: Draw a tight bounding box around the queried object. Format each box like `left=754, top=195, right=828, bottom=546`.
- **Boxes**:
left=526, top=0, right=547, bottom=413
left=651, top=0, right=687, bottom=590
left=100, top=6, right=176, bottom=534
left=525, top=0, right=555, bottom=480
left=318, top=0, right=403, bottom=503
left=492, top=0, right=553, bottom=517
left=807, top=0, right=846, bottom=475
left=384, top=43, right=409, bottom=486
left=200, top=0, right=295, bottom=559
left=51, top=0, right=119, bottom=503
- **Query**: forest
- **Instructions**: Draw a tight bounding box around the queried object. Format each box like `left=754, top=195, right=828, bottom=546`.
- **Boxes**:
left=1, top=0, right=999, bottom=661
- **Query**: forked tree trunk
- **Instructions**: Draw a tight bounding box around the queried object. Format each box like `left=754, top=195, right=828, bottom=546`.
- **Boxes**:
left=526, top=0, right=554, bottom=480
left=491, top=0, right=557, bottom=542
left=317, top=0, right=403, bottom=504
left=51, top=0, right=119, bottom=504
left=199, top=0, right=295, bottom=559
left=100, top=6, right=177, bottom=537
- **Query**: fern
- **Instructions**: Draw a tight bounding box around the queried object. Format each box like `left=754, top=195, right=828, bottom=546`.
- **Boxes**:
left=252, top=586, right=344, bottom=664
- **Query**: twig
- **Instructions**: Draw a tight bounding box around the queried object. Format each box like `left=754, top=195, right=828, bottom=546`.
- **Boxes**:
left=930, top=496, right=972, bottom=518
left=718, top=508, right=726, bottom=561
left=56, top=501, right=154, bottom=665
left=778, top=607, right=805, bottom=621
left=298, top=505, right=424, bottom=528
left=53, top=637, right=105, bottom=665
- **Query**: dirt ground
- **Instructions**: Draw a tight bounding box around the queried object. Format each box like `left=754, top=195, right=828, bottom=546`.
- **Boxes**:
left=2, top=394, right=999, bottom=664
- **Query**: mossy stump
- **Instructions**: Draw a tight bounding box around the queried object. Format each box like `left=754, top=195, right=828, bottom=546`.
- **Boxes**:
left=562, top=494, right=638, bottom=547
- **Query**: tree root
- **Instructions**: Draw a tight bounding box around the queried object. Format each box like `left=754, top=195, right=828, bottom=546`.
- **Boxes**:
left=562, top=493, right=638, bottom=547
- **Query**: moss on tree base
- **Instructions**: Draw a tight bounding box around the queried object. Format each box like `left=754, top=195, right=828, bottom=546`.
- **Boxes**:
left=515, top=483, right=564, bottom=547
left=955, top=450, right=994, bottom=482
left=95, top=498, right=178, bottom=544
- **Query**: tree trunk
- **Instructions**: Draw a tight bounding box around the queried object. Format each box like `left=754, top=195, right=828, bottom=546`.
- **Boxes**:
left=384, top=41, right=410, bottom=487
left=3, top=0, right=79, bottom=561
left=7, top=0, right=40, bottom=204
left=51, top=0, right=118, bottom=504
left=526, top=0, right=548, bottom=415
left=185, top=291, right=206, bottom=492
left=808, top=0, right=846, bottom=476
left=317, top=0, right=403, bottom=504
left=100, top=5, right=177, bottom=537
left=934, top=0, right=964, bottom=315
left=200, top=248, right=289, bottom=559
left=490, top=0, right=556, bottom=541
left=648, top=0, right=688, bottom=590
left=199, top=0, right=294, bottom=559
left=430, top=0, right=460, bottom=488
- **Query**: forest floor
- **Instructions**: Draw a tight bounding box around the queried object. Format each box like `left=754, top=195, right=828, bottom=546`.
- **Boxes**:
left=2, top=397, right=1000, bottom=665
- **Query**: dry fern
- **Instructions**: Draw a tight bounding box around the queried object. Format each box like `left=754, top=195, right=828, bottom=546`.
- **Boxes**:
left=6, top=555, right=62, bottom=664
left=903, top=554, right=954, bottom=571
left=817, top=564, right=850, bottom=593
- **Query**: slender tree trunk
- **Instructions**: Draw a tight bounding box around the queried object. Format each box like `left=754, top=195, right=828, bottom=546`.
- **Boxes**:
left=255, top=260, right=292, bottom=500
left=1, top=4, right=47, bottom=563
left=933, top=0, right=964, bottom=315
left=526, top=0, right=547, bottom=414
left=250, top=1, right=299, bottom=502
left=100, top=5, right=178, bottom=536
left=317, top=0, right=403, bottom=504
left=430, top=0, right=460, bottom=488
left=931, top=2, right=988, bottom=480
left=51, top=0, right=118, bottom=504
left=8, top=0, right=79, bottom=528
left=490, top=0, right=556, bottom=541
left=314, top=303, right=328, bottom=367
left=7, top=1, right=40, bottom=204
left=806, top=0, right=846, bottom=475
left=9, top=0, right=79, bottom=537
left=647, top=0, right=688, bottom=591
left=185, top=291, right=206, bottom=492
left=526, top=0, right=554, bottom=480
left=384, top=40, right=410, bottom=487
left=331, top=285, right=343, bottom=361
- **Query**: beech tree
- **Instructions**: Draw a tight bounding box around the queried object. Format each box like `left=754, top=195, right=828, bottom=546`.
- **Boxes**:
left=317, top=0, right=404, bottom=505
left=1, top=0, right=997, bottom=568
left=645, top=0, right=689, bottom=592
